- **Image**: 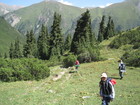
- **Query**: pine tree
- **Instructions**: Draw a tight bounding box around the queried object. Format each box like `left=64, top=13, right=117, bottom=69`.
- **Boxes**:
left=9, top=43, right=14, bottom=59
left=71, top=10, right=95, bottom=54
left=23, top=30, right=37, bottom=58
left=37, top=24, right=50, bottom=60
left=64, top=34, right=72, bottom=51
left=13, top=38, right=22, bottom=58
left=105, top=16, right=115, bottom=39
left=49, top=12, right=64, bottom=59
left=111, top=19, right=115, bottom=36
left=98, top=15, right=105, bottom=42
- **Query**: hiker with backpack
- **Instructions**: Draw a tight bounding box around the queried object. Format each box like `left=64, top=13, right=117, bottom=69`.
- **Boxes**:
left=99, top=73, right=115, bottom=105
left=118, top=60, right=126, bottom=79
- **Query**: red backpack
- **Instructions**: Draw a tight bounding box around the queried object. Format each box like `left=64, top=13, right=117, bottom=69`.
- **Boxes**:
left=110, top=79, right=117, bottom=85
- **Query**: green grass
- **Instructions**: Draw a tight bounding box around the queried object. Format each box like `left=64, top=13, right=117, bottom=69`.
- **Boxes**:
left=0, top=39, right=140, bottom=105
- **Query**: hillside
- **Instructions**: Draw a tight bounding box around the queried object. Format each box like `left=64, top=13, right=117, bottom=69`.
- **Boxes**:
left=3, top=0, right=140, bottom=37
left=0, top=37, right=140, bottom=105
left=3, top=1, right=84, bottom=36
left=0, top=17, right=25, bottom=54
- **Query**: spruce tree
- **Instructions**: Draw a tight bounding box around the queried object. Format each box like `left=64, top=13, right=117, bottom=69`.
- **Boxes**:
left=49, top=12, right=64, bottom=59
left=105, top=16, right=115, bottom=39
left=98, top=15, right=105, bottom=42
left=13, top=38, right=22, bottom=58
left=111, top=19, right=115, bottom=36
left=64, top=34, right=72, bottom=51
left=71, top=10, right=95, bottom=54
left=23, top=30, right=37, bottom=58
left=37, top=24, right=49, bottom=60
left=9, top=43, right=14, bottom=59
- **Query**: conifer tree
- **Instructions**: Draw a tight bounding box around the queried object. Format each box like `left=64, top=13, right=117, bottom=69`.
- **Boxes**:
left=9, top=43, right=14, bottom=59
left=64, top=34, right=72, bottom=51
left=111, top=19, right=115, bottom=36
left=37, top=24, right=50, bottom=60
left=71, top=10, right=95, bottom=54
left=13, top=38, right=22, bottom=58
left=23, top=30, right=37, bottom=58
left=98, top=15, right=105, bottom=42
left=105, top=16, right=115, bottom=39
left=49, top=12, right=64, bottom=59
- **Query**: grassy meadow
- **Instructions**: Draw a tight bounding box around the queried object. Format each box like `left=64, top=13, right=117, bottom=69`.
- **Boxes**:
left=0, top=39, right=140, bottom=105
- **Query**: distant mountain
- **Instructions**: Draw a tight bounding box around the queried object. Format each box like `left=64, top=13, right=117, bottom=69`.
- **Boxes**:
left=0, top=17, right=25, bottom=54
left=0, top=2, right=22, bottom=16
left=3, top=0, right=140, bottom=37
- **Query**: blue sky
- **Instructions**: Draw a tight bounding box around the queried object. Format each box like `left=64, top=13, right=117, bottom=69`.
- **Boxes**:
left=0, top=0, right=125, bottom=8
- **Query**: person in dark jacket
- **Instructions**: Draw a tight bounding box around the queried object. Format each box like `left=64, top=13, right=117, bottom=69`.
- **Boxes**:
left=118, top=60, right=126, bottom=79
left=99, top=73, right=115, bottom=105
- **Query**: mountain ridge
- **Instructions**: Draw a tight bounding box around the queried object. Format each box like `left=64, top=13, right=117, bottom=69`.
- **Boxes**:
left=2, top=0, right=140, bottom=37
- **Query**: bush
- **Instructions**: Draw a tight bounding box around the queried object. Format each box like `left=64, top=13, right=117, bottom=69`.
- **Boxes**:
left=0, top=58, right=50, bottom=82
left=0, top=68, right=13, bottom=82
left=77, top=47, right=100, bottom=63
left=63, top=54, right=76, bottom=68
left=77, top=51, right=91, bottom=63
left=109, top=28, right=140, bottom=49
left=122, top=49, right=140, bottom=67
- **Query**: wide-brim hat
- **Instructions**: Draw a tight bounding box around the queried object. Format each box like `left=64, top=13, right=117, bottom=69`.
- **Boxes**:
left=101, top=73, right=107, bottom=78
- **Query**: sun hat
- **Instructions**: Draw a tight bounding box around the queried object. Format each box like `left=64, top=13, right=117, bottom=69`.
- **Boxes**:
left=101, top=73, right=107, bottom=78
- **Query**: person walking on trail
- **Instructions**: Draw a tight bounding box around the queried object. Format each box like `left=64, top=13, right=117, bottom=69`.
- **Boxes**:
left=118, top=60, right=126, bottom=79
left=99, top=73, right=115, bottom=105
left=75, top=60, right=80, bottom=70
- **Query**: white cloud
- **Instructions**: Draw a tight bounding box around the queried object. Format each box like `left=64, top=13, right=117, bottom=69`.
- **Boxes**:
left=99, top=3, right=113, bottom=8
left=58, top=0, right=73, bottom=6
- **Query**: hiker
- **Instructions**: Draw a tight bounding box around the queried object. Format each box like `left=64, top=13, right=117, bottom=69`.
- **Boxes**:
left=99, top=73, right=115, bottom=105
left=75, top=60, right=80, bottom=70
left=118, top=60, right=126, bottom=79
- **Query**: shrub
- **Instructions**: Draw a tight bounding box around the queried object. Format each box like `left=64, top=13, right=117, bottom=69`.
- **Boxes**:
left=0, top=58, right=50, bottom=82
left=122, top=49, right=140, bottom=67
left=0, top=68, right=13, bottom=82
left=63, top=54, right=76, bottom=68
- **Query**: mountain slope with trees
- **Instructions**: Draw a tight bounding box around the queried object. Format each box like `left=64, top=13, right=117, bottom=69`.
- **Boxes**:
left=3, top=0, right=140, bottom=37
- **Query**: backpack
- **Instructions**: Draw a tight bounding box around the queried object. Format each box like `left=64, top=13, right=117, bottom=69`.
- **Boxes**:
left=107, top=78, right=117, bottom=86
left=120, top=63, right=125, bottom=70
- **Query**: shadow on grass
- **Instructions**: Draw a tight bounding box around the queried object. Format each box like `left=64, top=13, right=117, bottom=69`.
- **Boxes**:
left=109, top=77, right=120, bottom=79
left=69, top=70, right=78, bottom=73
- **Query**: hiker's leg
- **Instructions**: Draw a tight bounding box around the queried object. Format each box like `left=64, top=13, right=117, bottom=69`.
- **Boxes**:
left=106, top=97, right=111, bottom=105
left=102, top=98, right=106, bottom=105
left=119, top=71, right=123, bottom=79
left=122, top=72, right=124, bottom=78
left=102, top=97, right=110, bottom=105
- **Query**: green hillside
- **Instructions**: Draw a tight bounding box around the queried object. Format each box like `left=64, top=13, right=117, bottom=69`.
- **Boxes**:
left=3, top=0, right=140, bottom=36
left=3, top=1, right=84, bottom=36
left=0, top=17, right=25, bottom=54
left=0, top=36, right=140, bottom=105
